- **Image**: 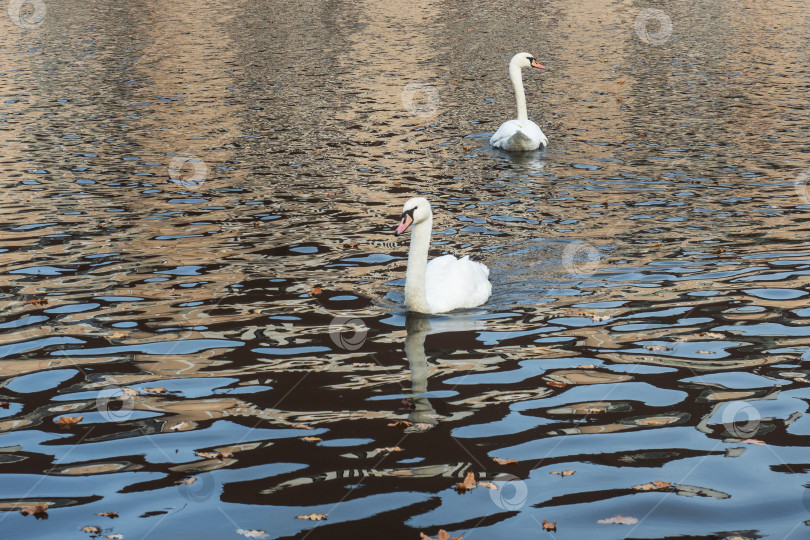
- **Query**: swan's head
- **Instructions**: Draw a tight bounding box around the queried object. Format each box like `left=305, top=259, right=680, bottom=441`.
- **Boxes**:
left=394, top=197, right=432, bottom=236
left=511, top=52, right=545, bottom=71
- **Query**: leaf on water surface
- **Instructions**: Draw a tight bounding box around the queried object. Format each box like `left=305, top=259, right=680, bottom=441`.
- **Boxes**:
left=388, top=420, right=413, bottom=429
left=576, top=364, right=595, bottom=369
left=550, top=470, right=575, bottom=476
left=646, top=345, right=671, bottom=351
left=141, top=387, right=166, bottom=394
left=636, top=416, right=680, bottom=426
left=344, top=243, right=359, bottom=249
left=175, top=477, right=196, bottom=485
left=547, top=380, right=567, bottom=388
left=195, top=450, right=233, bottom=459
left=374, top=446, right=403, bottom=453
left=632, top=480, right=671, bottom=491
left=24, top=298, right=48, bottom=305
left=0, top=402, right=9, bottom=408
left=301, top=437, right=321, bottom=443
left=591, top=315, right=610, bottom=322
left=105, top=534, right=123, bottom=539
left=96, top=512, right=118, bottom=518
left=55, top=415, right=83, bottom=427
left=121, top=388, right=139, bottom=398
left=420, top=530, right=462, bottom=540
left=699, top=332, right=725, bottom=339
left=740, top=439, right=765, bottom=445
left=308, top=287, right=322, bottom=296
left=169, top=421, right=193, bottom=432
left=696, top=350, right=715, bottom=354
left=237, top=529, right=269, bottom=539
left=296, top=513, right=327, bottom=520
left=292, top=424, right=313, bottom=430
left=492, top=457, right=517, bottom=465
left=478, top=481, right=497, bottom=490
left=81, top=526, right=101, bottom=534
left=454, top=472, right=477, bottom=493
left=20, top=503, right=48, bottom=517
left=108, top=331, right=130, bottom=339
left=541, top=520, right=557, bottom=532
left=597, top=515, right=638, bottom=525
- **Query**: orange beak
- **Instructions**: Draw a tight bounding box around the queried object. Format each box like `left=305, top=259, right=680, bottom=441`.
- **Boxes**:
left=531, top=59, right=545, bottom=70
left=395, top=213, right=414, bottom=236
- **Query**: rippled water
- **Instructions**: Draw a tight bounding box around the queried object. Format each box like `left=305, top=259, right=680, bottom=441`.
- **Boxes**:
left=2, top=0, right=810, bottom=539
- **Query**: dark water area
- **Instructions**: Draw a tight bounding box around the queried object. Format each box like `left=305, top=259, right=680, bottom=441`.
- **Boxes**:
left=1, top=0, right=810, bottom=538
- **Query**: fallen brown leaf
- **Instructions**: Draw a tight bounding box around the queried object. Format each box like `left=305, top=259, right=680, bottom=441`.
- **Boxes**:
left=478, top=481, right=498, bottom=490
left=81, top=526, right=101, bottom=534
left=308, top=287, right=322, bottom=296
left=20, top=503, right=48, bottom=517
left=296, top=513, right=327, bottom=520
left=175, top=477, right=196, bottom=485
left=550, top=470, right=575, bottom=476
left=301, top=437, right=321, bottom=443
left=25, top=298, right=48, bottom=305
left=96, top=512, right=119, bottom=518
left=542, top=519, right=557, bottom=531
left=740, top=439, right=765, bottom=445
left=697, top=350, right=714, bottom=354
left=547, top=380, right=567, bottom=388
left=699, top=332, right=725, bottom=339
left=141, top=387, right=166, bottom=394
left=387, top=420, right=413, bottom=429
left=455, top=471, right=477, bottom=493
left=0, top=402, right=9, bottom=409
left=55, top=415, right=82, bottom=427
left=292, top=423, right=313, bottom=430
left=646, top=345, right=671, bottom=351
left=632, top=480, right=671, bottom=491
left=121, top=387, right=139, bottom=397
left=492, top=457, right=517, bottom=465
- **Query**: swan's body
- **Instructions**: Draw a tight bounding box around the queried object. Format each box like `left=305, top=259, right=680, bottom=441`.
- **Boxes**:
left=490, top=52, right=548, bottom=152
left=394, top=198, right=491, bottom=314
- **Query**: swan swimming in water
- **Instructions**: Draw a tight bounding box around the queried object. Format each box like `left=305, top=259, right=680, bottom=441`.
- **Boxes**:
left=490, top=52, right=548, bottom=152
left=394, top=197, right=491, bottom=314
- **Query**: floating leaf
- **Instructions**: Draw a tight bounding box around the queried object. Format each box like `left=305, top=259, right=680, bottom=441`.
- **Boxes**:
left=292, top=424, right=313, bottom=430
left=169, top=421, right=192, bottom=431
left=699, top=332, right=724, bottom=339
left=108, top=331, right=130, bottom=339
left=175, top=478, right=196, bottom=485
left=646, top=345, right=671, bottom=351
left=105, top=535, right=123, bottom=539
left=55, top=415, right=83, bottom=427
left=541, top=519, right=557, bottom=531
left=96, top=512, right=119, bottom=518
left=81, top=526, right=101, bottom=534
left=696, top=350, right=714, bottom=354
left=301, top=437, right=321, bottom=443
left=591, top=315, right=610, bottom=322
left=25, top=298, right=48, bottom=305
left=20, top=503, right=48, bottom=518
left=0, top=402, right=9, bottom=409
left=550, top=470, right=575, bottom=476
left=576, top=364, right=595, bottom=369
left=374, top=446, right=403, bottom=453
left=308, top=287, right=322, bottom=296
left=454, top=471, right=476, bottom=493
left=492, top=457, right=517, bottom=465
left=121, top=388, right=139, bottom=397
left=598, top=515, right=638, bottom=525
left=632, top=480, right=671, bottom=491
left=387, top=420, right=413, bottom=429
left=296, top=513, right=327, bottom=520
left=740, top=439, right=765, bottom=445
left=547, top=380, right=567, bottom=388
left=141, top=387, right=166, bottom=394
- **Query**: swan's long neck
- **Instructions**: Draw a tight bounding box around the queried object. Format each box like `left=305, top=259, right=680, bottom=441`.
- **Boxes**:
left=404, top=216, right=432, bottom=314
left=509, top=61, right=528, bottom=121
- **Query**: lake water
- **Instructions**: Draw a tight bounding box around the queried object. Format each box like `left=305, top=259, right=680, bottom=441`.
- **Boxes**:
left=1, top=0, right=810, bottom=539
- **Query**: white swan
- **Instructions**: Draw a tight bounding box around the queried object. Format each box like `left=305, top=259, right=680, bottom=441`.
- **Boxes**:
left=394, top=197, right=491, bottom=314
left=490, top=52, right=548, bottom=152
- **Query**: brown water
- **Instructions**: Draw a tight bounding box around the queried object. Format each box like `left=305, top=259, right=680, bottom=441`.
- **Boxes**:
left=1, top=0, right=810, bottom=539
